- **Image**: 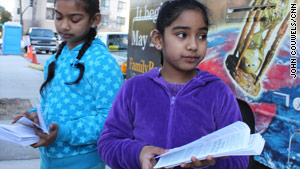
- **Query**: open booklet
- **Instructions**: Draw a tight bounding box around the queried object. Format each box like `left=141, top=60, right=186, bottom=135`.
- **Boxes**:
left=0, top=105, right=48, bottom=146
left=154, top=121, right=265, bottom=168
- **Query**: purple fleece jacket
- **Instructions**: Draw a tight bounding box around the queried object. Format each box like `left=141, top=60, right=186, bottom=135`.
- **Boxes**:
left=98, top=68, right=249, bottom=169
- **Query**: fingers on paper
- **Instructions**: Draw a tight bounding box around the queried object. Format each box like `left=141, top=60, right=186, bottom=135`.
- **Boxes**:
left=180, top=155, right=216, bottom=168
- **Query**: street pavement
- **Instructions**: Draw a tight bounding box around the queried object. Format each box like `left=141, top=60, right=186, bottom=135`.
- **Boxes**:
left=0, top=52, right=110, bottom=169
left=0, top=52, right=42, bottom=168
left=0, top=53, right=43, bottom=100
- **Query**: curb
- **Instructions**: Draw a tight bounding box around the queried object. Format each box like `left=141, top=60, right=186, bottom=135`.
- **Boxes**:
left=28, top=63, right=44, bottom=71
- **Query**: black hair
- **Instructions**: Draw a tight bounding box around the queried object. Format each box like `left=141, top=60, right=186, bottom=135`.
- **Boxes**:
left=54, top=0, right=100, bottom=17
left=40, top=0, right=99, bottom=95
left=74, top=0, right=100, bottom=18
left=156, top=0, right=209, bottom=35
left=156, top=0, right=210, bottom=65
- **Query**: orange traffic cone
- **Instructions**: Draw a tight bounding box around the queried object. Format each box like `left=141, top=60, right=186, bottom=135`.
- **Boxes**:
left=27, top=45, right=33, bottom=60
left=32, top=46, right=38, bottom=64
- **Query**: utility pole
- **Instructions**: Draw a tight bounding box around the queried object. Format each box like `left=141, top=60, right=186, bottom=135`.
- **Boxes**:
left=19, top=0, right=23, bottom=32
left=19, top=0, right=33, bottom=33
left=31, top=0, right=36, bottom=26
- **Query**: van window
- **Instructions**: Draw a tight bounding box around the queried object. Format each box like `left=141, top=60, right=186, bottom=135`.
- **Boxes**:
left=31, top=29, right=55, bottom=38
left=107, top=34, right=128, bottom=50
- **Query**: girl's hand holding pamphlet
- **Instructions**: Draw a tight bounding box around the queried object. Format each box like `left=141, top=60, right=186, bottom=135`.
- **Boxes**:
left=0, top=105, right=48, bottom=146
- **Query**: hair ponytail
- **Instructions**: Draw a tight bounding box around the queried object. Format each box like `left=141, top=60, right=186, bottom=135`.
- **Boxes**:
left=65, top=27, right=96, bottom=85
left=40, top=41, right=67, bottom=96
left=40, top=28, right=96, bottom=94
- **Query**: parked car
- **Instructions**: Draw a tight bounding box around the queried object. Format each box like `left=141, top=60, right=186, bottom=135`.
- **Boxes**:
left=25, top=27, right=57, bottom=54
left=96, top=32, right=128, bottom=77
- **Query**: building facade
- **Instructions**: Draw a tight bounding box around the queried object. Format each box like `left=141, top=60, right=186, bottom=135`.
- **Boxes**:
left=13, top=0, right=130, bottom=34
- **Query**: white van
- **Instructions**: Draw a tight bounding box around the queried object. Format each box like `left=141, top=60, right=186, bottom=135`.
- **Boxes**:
left=96, top=32, right=128, bottom=76
left=96, top=32, right=128, bottom=50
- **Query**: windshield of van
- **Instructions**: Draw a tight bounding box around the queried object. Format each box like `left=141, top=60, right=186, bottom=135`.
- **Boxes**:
left=108, top=34, right=128, bottom=50
left=30, top=29, right=55, bottom=38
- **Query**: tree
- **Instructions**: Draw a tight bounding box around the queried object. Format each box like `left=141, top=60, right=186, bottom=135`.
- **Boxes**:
left=0, top=6, right=12, bottom=34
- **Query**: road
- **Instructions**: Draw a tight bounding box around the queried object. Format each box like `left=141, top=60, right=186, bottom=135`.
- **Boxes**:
left=35, top=52, right=52, bottom=66
left=0, top=52, right=112, bottom=169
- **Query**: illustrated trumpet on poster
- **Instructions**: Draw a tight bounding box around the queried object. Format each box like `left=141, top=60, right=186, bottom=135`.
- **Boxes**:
left=225, top=0, right=298, bottom=96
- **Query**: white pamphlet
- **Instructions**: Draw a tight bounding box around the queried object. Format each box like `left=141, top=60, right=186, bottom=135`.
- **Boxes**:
left=0, top=104, right=48, bottom=146
left=154, top=121, right=265, bottom=168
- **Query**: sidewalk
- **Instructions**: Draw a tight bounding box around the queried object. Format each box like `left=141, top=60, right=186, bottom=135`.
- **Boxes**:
left=0, top=53, right=42, bottom=168
left=0, top=54, right=43, bottom=100
left=0, top=53, right=111, bottom=169
left=0, top=159, right=40, bottom=169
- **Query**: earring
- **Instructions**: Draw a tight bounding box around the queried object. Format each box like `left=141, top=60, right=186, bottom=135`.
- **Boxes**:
left=156, top=45, right=160, bottom=48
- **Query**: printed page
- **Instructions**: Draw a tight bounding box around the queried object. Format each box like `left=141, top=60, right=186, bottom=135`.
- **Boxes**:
left=214, top=133, right=265, bottom=156
left=36, top=104, right=48, bottom=134
left=157, top=121, right=250, bottom=158
left=155, top=134, right=249, bottom=168
left=16, top=105, right=48, bottom=134
left=154, top=121, right=255, bottom=168
left=199, top=121, right=250, bottom=142
left=0, top=105, right=48, bottom=146
left=0, top=125, right=40, bottom=146
left=0, top=125, right=37, bottom=138
left=17, top=117, right=39, bottom=128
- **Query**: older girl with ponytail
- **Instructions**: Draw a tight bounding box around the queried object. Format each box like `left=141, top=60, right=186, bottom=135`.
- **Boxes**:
left=13, top=0, right=123, bottom=168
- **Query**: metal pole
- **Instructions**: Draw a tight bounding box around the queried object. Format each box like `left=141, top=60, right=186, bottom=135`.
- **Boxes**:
left=32, top=0, right=36, bottom=26
left=19, top=0, right=23, bottom=33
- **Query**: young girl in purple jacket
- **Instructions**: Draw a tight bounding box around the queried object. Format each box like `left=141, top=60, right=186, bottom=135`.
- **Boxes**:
left=98, top=0, right=249, bottom=168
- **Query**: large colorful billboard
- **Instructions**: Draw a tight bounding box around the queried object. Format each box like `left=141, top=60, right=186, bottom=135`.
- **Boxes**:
left=127, top=0, right=300, bottom=168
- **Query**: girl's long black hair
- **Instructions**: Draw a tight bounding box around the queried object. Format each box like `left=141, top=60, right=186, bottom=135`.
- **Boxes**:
left=40, top=0, right=100, bottom=95
left=156, top=0, right=210, bottom=65
left=64, top=27, right=96, bottom=85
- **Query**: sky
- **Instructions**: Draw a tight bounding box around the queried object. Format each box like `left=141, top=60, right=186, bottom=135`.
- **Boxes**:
left=0, top=0, right=15, bottom=13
